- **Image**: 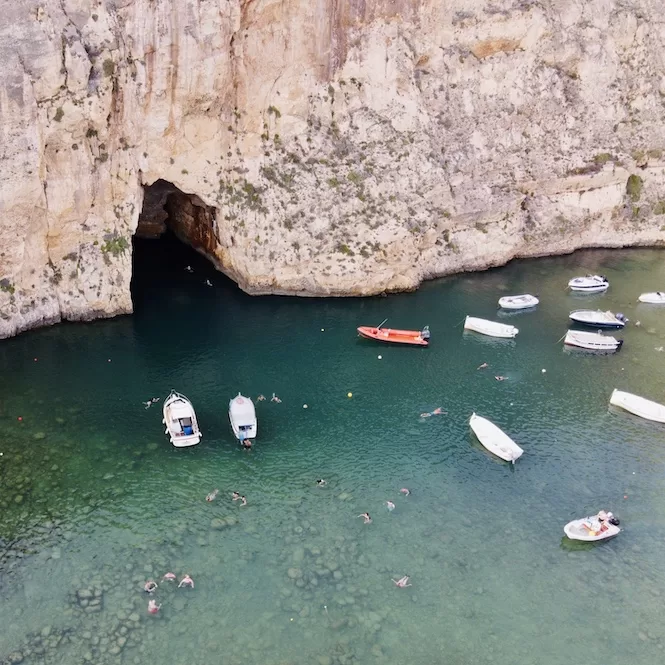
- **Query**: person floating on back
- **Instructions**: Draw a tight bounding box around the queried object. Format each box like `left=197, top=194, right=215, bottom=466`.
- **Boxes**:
left=206, top=489, right=219, bottom=502
left=178, top=574, right=194, bottom=589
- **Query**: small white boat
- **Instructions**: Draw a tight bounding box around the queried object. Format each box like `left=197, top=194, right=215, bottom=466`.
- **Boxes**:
left=638, top=291, right=665, bottom=304
left=469, top=413, right=523, bottom=463
left=464, top=316, right=518, bottom=338
left=229, top=393, right=257, bottom=441
left=564, top=514, right=620, bottom=542
left=568, top=275, right=609, bottom=293
left=609, top=389, right=665, bottom=423
left=569, top=310, right=628, bottom=328
left=498, top=294, right=539, bottom=310
left=162, top=390, right=201, bottom=447
left=564, top=330, right=622, bottom=352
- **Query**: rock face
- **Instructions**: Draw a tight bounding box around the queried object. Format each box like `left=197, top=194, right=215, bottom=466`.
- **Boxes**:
left=1, top=0, right=665, bottom=338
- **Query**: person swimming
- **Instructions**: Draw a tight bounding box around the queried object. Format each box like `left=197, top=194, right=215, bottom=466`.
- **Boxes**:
left=184, top=265, right=193, bottom=273
left=385, top=501, right=395, bottom=512
left=241, top=439, right=252, bottom=449
left=495, top=375, right=507, bottom=381
left=240, top=496, right=247, bottom=506
left=271, top=393, right=282, bottom=403
left=420, top=407, right=446, bottom=418
left=204, top=279, right=212, bottom=287
left=144, top=580, right=158, bottom=593
left=316, top=479, right=327, bottom=486
left=206, top=489, right=219, bottom=502
left=162, top=572, right=176, bottom=581
left=400, top=488, right=410, bottom=496
left=477, top=362, right=488, bottom=370
left=178, top=574, right=194, bottom=588
left=257, top=394, right=266, bottom=401
left=232, top=492, right=240, bottom=501
left=391, top=575, right=411, bottom=588
left=148, top=599, right=162, bottom=614
left=143, top=397, right=160, bottom=409
left=358, top=513, right=372, bottom=524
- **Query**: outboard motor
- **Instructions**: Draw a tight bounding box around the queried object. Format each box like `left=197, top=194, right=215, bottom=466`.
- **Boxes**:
left=609, top=516, right=620, bottom=526
left=616, top=313, right=628, bottom=323
left=421, top=326, right=431, bottom=340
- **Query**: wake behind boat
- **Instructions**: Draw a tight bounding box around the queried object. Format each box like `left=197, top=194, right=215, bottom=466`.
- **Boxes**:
left=469, top=413, right=523, bottom=463
left=357, top=319, right=430, bottom=346
left=564, top=330, right=622, bottom=352
left=498, top=294, right=539, bottom=310
left=229, top=393, right=257, bottom=441
left=569, top=310, right=627, bottom=328
left=464, top=316, right=518, bottom=338
left=638, top=291, right=665, bottom=304
left=568, top=274, right=609, bottom=293
left=162, top=390, right=202, bottom=447
left=609, top=389, right=665, bottom=423
left=563, top=512, right=620, bottom=542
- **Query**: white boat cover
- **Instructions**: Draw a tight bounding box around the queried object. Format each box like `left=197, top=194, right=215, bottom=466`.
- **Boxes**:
left=569, top=310, right=627, bottom=327
left=568, top=275, right=609, bottom=291
left=469, top=413, right=523, bottom=463
left=564, top=517, right=620, bottom=542
left=169, top=404, right=193, bottom=420
left=564, top=330, right=621, bottom=351
left=464, top=316, right=518, bottom=338
left=609, top=389, right=665, bottom=423
left=638, top=292, right=665, bottom=304
left=498, top=294, right=539, bottom=310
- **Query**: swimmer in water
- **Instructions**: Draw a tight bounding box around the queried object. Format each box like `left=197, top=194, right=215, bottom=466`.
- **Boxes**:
left=257, top=394, right=266, bottom=401
left=204, top=279, right=213, bottom=287
left=232, top=491, right=240, bottom=501
left=144, top=580, right=158, bottom=593
left=206, top=489, right=219, bottom=502
left=178, top=574, right=194, bottom=588
left=495, top=375, right=507, bottom=382
left=240, top=496, right=247, bottom=506
left=391, top=575, right=411, bottom=588
left=241, top=439, right=252, bottom=449
left=148, top=599, right=162, bottom=614
left=420, top=407, right=446, bottom=418
left=400, top=488, right=410, bottom=496
left=477, top=362, right=488, bottom=370
left=316, top=479, right=327, bottom=486
left=358, top=513, right=372, bottom=524
left=270, top=393, right=282, bottom=403
left=162, top=572, right=176, bottom=581
left=385, top=501, right=395, bottom=512
left=185, top=265, right=193, bottom=273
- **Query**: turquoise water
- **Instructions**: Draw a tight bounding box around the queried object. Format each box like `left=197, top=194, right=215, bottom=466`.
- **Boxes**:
left=2, top=238, right=665, bottom=665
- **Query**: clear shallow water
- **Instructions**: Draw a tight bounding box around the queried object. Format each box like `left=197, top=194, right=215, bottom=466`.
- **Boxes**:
left=2, top=239, right=665, bottom=665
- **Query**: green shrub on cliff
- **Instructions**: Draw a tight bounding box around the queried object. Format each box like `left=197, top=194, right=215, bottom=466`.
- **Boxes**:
left=626, top=175, right=643, bottom=202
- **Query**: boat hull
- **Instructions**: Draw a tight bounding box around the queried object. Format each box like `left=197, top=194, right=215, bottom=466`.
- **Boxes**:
left=469, top=413, right=523, bottom=463
left=357, top=326, right=428, bottom=346
left=638, top=292, right=665, bottom=304
left=564, top=331, right=622, bottom=352
left=564, top=519, right=620, bottom=542
left=569, top=310, right=625, bottom=328
left=568, top=276, right=609, bottom=293
left=498, top=294, right=539, bottom=310
left=464, top=317, right=518, bottom=338
left=609, top=389, right=665, bottom=423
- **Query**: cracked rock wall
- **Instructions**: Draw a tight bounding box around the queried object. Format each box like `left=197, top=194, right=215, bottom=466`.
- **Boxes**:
left=1, top=0, right=665, bottom=338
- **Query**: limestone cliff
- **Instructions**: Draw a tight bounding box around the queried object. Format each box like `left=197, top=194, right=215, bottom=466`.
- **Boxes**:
left=1, top=0, right=665, bottom=338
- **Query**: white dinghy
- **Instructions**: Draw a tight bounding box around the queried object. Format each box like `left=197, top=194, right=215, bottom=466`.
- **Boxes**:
left=568, top=275, right=609, bottom=293
left=498, top=294, right=539, bottom=310
left=638, top=291, right=665, bottom=304
left=229, top=393, right=257, bottom=441
left=564, top=512, right=620, bottom=542
left=469, top=413, right=523, bottom=463
left=569, top=310, right=628, bottom=329
left=609, top=389, right=665, bottom=423
left=162, top=390, right=201, bottom=447
left=464, top=316, right=518, bottom=339
left=564, top=330, right=622, bottom=352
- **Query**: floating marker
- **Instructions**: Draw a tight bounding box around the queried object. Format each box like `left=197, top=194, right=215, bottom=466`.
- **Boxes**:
left=541, top=368, right=546, bottom=373
left=347, top=392, right=353, bottom=398
left=321, top=328, right=324, bottom=332
left=303, top=404, right=308, bottom=409
left=378, top=355, right=382, bottom=359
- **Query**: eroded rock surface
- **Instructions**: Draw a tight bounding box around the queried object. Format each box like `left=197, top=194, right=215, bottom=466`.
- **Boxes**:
left=1, top=0, right=665, bottom=337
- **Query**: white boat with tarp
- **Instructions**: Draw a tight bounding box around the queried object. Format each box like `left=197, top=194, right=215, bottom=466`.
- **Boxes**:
left=569, top=310, right=628, bottom=329
left=568, top=275, right=609, bottom=293
left=564, top=330, right=622, bottom=352
left=498, top=294, right=539, bottom=310
left=229, top=393, right=257, bottom=441
left=162, top=390, right=201, bottom=447
left=469, top=413, right=523, bottom=463
left=638, top=291, right=665, bottom=304
left=564, top=512, right=620, bottom=542
left=609, top=389, right=665, bottom=423
left=464, top=316, right=518, bottom=339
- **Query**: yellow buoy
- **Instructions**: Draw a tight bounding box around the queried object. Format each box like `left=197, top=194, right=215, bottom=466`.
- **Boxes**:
left=347, top=392, right=353, bottom=398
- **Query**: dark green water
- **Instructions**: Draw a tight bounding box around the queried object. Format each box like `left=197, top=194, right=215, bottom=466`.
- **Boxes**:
left=2, top=237, right=665, bottom=665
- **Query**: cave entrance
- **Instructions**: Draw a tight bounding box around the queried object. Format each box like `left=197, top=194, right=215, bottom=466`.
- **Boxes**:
left=131, top=180, right=223, bottom=305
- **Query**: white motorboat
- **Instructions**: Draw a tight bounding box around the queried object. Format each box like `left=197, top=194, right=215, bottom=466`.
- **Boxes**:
left=464, top=316, right=518, bottom=339
left=498, top=294, right=539, bottom=310
left=609, top=389, right=665, bottom=423
left=564, top=330, right=622, bottom=352
left=469, top=413, right=523, bottom=463
left=564, top=514, right=620, bottom=542
left=162, top=390, right=202, bottom=447
left=229, top=393, right=257, bottom=441
left=569, top=310, right=628, bottom=328
left=638, top=291, right=665, bottom=304
left=568, top=275, right=609, bottom=293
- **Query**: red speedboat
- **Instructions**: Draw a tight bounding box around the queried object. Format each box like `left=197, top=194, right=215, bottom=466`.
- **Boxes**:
left=357, top=321, right=430, bottom=346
